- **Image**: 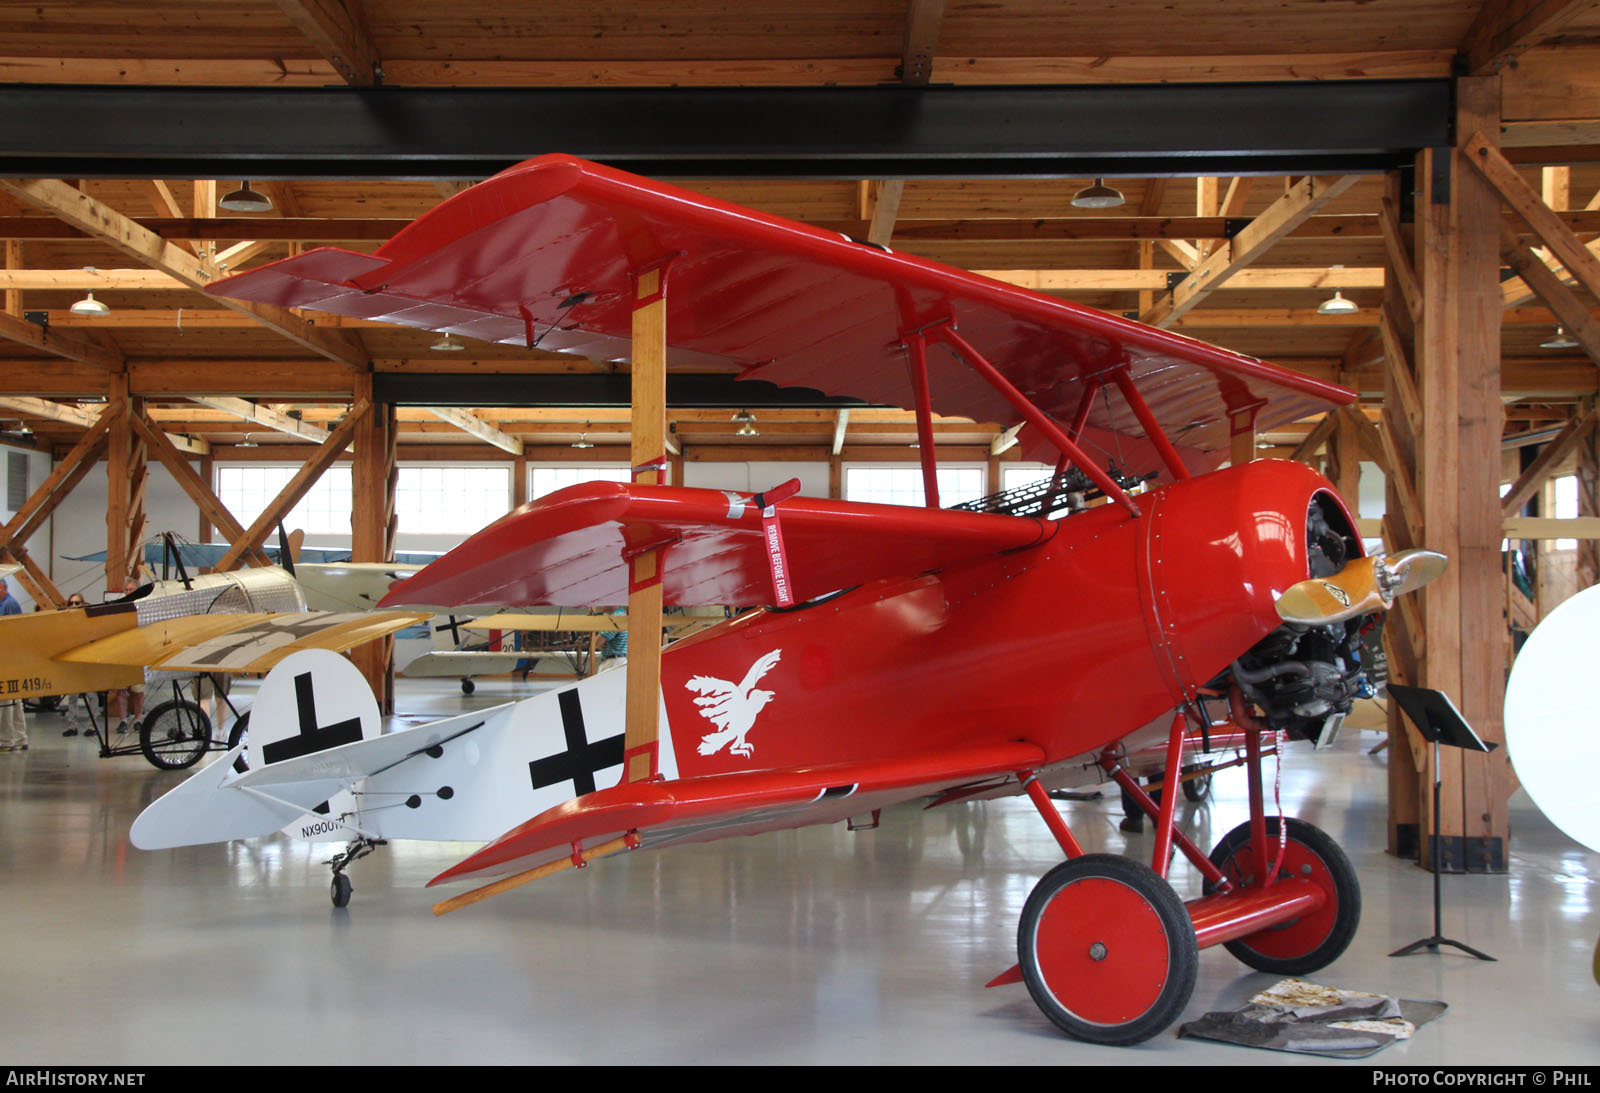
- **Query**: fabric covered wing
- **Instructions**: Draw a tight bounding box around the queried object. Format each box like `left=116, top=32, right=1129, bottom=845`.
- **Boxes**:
left=379, top=481, right=1050, bottom=609
left=207, top=155, right=1354, bottom=479
left=56, top=610, right=431, bottom=673
left=429, top=739, right=1046, bottom=886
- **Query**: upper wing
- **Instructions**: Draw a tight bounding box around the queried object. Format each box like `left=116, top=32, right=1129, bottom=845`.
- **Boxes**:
left=428, top=738, right=1046, bottom=888
left=207, top=154, right=1353, bottom=479
left=379, top=481, right=1050, bottom=609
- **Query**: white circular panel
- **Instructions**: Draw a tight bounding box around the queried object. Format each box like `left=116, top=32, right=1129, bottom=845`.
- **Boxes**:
left=246, top=649, right=381, bottom=771
left=1505, top=584, right=1600, bottom=853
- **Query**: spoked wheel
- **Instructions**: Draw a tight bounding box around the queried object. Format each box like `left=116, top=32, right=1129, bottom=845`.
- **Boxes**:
left=227, top=711, right=251, bottom=774
left=1019, top=854, right=1198, bottom=1045
left=1204, top=817, right=1360, bottom=975
left=138, top=699, right=212, bottom=770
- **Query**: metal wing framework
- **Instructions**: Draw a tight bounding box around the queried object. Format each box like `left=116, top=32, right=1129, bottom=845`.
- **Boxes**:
left=209, top=154, right=1353, bottom=480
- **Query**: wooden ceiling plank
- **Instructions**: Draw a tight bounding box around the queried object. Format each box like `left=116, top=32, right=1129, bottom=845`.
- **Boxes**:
left=0, top=178, right=367, bottom=370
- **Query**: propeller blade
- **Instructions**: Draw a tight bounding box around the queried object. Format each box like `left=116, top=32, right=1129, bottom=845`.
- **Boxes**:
left=1381, top=548, right=1448, bottom=598
left=1274, top=549, right=1448, bottom=625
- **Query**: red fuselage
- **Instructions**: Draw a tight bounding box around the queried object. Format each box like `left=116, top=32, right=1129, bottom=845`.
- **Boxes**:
left=657, top=460, right=1356, bottom=779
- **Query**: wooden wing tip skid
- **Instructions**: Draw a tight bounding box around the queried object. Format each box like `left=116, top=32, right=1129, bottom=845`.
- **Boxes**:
left=430, top=833, right=638, bottom=916
left=1274, top=548, right=1449, bottom=626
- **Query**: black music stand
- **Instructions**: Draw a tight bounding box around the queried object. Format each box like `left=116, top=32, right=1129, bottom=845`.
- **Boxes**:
left=1386, top=683, right=1497, bottom=962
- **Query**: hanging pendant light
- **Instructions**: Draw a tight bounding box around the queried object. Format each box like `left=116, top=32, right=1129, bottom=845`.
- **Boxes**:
left=1541, top=326, right=1580, bottom=349
left=430, top=332, right=465, bottom=351
left=1070, top=178, right=1125, bottom=209
left=218, top=181, right=274, bottom=213
left=1316, top=265, right=1359, bottom=315
left=571, top=423, right=595, bottom=449
left=69, top=290, right=110, bottom=317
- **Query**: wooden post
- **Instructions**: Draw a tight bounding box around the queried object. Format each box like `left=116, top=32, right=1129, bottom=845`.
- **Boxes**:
left=1453, top=78, right=1510, bottom=874
left=350, top=375, right=395, bottom=712
left=1579, top=399, right=1598, bottom=592
left=1394, top=77, right=1508, bottom=873
left=623, top=263, right=670, bottom=785
left=512, top=454, right=528, bottom=509
left=1382, top=168, right=1426, bottom=861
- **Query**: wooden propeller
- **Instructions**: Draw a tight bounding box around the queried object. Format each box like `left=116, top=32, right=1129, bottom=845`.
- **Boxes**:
left=1274, top=548, right=1448, bottom=626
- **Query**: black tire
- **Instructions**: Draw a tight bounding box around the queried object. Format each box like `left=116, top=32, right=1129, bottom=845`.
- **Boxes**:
left=331, top=873, right=352, bottom=909
left=227, top=711, right=251, bottom=773
left=138, top=699, right=212, bottom=770
left=1019, top=854, right=1198, bottom=1045
left=1181, top=764, right=1212, bottom=803
left=460, top=678, right=475, bottom=695
left=1204, top=817, right=1360, bottom=975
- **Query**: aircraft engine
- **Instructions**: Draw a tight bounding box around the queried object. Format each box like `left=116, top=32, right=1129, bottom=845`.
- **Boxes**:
left=1223, top=494, right=1378, bottom=743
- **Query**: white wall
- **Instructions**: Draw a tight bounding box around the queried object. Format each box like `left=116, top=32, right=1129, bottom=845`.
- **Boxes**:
left=1, top=442, right=53, bottom=610
left=41, top=458, right=840, bottom=572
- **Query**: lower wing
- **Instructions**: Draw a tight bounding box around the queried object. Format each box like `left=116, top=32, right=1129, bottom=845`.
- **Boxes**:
left=427, top=738, right=1047, bottom=896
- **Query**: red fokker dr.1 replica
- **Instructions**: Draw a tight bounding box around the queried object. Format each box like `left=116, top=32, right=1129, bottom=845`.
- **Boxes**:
left=166, top=156, right=1444, bottom=1044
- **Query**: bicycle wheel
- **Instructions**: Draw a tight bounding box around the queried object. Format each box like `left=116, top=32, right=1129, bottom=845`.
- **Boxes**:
left=138, top=699, right=212, bottom=770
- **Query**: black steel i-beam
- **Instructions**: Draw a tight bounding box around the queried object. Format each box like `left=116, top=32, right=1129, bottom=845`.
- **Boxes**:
left=0, top=81, right=1451, bottom=179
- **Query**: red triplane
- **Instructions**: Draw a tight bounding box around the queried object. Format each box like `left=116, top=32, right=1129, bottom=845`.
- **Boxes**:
left=167, top=156, right=1443, bottom=1044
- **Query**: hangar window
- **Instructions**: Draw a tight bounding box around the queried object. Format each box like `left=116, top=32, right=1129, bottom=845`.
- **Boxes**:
left=1554, top=474, right=1579, bottom=550
left=530, top=465, right=630, bottom=501
left=844, top=466, right=985, bottom=508
left=216, top=465, right=352, bottom=536
left=396, top=466, right=511, bottom=534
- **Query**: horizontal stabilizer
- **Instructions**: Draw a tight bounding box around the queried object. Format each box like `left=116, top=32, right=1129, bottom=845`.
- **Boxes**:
left=430, top=738, right=1046, bottom=888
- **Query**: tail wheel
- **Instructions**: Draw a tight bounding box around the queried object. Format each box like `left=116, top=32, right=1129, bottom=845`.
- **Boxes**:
left=138, top=699, right=212, bottom=770
left=1019, top=854, right=1198, bottom=1045
left=1181, top=764, right=1212, bottom=802
left=1204, top=817, right=1361, bottom=975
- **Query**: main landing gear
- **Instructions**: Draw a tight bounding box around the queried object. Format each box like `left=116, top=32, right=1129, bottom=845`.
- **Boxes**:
left=325, top=837, right=386, bottom=909
left=1005, top=692, right=1360, bottom=1045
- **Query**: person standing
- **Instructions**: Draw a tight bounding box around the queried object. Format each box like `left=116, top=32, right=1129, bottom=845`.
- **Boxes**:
left=107, top=577, right=145, bottom=733
left=59, top=593, right=96, bottom=738
left=0, top=581, right=26, bottom=752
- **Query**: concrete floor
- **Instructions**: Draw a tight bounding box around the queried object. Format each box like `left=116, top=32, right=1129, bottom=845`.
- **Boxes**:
left=0, top=678, right=1595, bottom=1065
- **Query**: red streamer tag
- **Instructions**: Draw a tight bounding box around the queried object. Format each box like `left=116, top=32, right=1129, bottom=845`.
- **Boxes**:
left=761, top=505, right=794, bottom=607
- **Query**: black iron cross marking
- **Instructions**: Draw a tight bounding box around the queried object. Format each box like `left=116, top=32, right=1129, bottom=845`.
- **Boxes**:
left=261, top=672, right=365, bottom=765
left=528, top=689, right=624, bottom=796
left=434, top=615, right=467, bottom=645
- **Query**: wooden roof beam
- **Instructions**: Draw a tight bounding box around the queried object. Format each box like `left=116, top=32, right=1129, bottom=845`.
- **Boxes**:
left=1459, top=0, right=1597, bottom=75
left=274, top=0, right=383, bottom=87
left=189, top=396, right=332, bottom=444
left=425, top=406, right=523, bottom=455
left=0, top=178, right=368, bottom=370
left=1140, top=175, right=1361, bottom=327
left=0, top=308, right=123, bottom=370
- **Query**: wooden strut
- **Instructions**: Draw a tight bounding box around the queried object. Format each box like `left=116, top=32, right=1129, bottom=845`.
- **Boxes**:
left=431, top=835, right=636, bottom=916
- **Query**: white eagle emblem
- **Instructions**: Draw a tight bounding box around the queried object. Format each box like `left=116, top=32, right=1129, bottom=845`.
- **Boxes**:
left=685, top=649, right=782, bottom=759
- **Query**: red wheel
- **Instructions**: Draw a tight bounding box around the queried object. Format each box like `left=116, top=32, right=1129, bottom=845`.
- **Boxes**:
left=1019, top=854, right=1198, bottom=1045
left=1204, top=817, right=1360, bottom=975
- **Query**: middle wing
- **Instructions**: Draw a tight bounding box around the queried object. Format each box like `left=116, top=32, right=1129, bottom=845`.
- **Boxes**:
left=380, top=481, right=1051, bottom=609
